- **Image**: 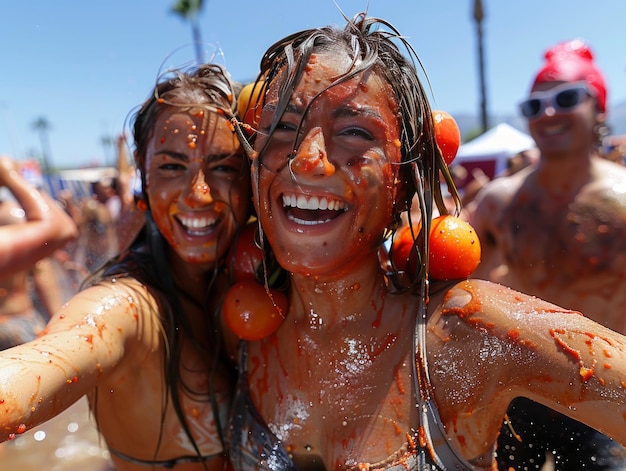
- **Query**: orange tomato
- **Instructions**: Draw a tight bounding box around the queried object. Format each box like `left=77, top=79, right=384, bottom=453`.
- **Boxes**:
left=222, top=280, right=287, bottom=341
left=390, top=222, right=422, bottom=273
left=432, top=110, right=461, bottom=166
left=227, top=222, right=263, bottom=283
left=428, top=215, right=481, bottom=280
left=238, top=81, right=264, bottom=129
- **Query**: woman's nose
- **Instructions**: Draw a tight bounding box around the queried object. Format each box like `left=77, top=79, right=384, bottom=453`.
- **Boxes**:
left=290, top=127, right=335, bottom=177
left=185, top=168, right=214, bottom=206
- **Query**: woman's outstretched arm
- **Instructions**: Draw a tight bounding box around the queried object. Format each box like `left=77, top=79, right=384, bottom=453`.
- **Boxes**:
left=0, top=279, right=156, bottom=441
left=428, top=279, right=626, bottom=464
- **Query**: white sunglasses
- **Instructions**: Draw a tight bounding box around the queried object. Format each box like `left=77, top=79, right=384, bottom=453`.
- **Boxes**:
left=519, top=82, right=591, bottom=120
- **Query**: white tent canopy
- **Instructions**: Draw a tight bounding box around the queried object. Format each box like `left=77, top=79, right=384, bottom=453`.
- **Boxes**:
left=455, top=123, right=535, bottom=176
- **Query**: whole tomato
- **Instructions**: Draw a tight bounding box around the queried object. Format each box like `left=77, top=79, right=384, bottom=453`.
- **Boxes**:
left=228, top=222, right=263, bottom=283
left=222, top=280, right=287, bottom=341
left=238, top=81, right=264, bottom=129
left=390, top=223, right=422, bottom=274
left=428, top=215, right=481, bottom=280
left=432, top=110, right=461, bottom=166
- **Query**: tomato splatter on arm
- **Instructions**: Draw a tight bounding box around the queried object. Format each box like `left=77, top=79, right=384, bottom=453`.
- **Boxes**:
left=427, top=279, right=626, bottom=461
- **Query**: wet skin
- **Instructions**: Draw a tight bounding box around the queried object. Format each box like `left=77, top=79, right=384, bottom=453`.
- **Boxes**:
left=0, top=108, right=250, bottom=471
left=146, top=107, right=250, bottom=268
left=244, top=54, right=626, bottom=469
left=471, top=81, right=626, bottom=333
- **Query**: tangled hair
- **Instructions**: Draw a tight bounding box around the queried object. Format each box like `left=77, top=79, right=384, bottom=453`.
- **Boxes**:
left=133, top=62, right=241, bottom=181
left=86, top=63, right=243, bottom=467
left=243, top=13, right=460, bottom=294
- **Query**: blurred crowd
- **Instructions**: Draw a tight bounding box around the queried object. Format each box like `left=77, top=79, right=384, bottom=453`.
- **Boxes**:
left=0, top=136, right=140, bottom=470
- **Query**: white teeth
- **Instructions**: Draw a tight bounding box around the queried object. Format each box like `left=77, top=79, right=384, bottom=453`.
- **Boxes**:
left=282, top=193, right=345, bottom=211
left=178, top=216, right=216, bottom=230
left=288, top=215, right=331, bottom=225
left=297, top=195, right=308, bottom=209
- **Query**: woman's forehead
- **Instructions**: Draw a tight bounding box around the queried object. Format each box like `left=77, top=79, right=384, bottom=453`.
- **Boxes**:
left=268, top=51, right=393, bottom=107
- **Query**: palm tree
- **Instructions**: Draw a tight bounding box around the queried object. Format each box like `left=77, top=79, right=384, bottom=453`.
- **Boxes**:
left=32, top=116, right=53, bottom=175
left=101, top=135, right=115, bottom=166
left=171, top=0, right=205, bottom=65
left=473, top=0, right=489, bottom=133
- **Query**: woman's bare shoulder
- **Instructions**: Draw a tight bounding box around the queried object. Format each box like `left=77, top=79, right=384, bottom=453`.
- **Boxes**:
left=45, top=277, right=163, bottom=343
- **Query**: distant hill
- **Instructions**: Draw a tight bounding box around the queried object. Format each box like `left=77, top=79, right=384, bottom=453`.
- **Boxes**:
left=454, top=100, right=626, bottom=142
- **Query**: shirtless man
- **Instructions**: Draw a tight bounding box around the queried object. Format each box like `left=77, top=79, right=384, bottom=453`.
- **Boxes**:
left=0, top=156, right=78, bottom=349
left=471, top=39, right=626, bottom=469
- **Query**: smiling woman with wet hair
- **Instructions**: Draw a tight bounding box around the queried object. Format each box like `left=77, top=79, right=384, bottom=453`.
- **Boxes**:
left=0, top=63, right=251, bottom=471
left=225, top=13, right=626, bottom=471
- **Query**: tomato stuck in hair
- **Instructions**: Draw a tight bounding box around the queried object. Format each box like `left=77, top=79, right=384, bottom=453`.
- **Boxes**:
left=391, top=215, right=481, bottom=280
left=238, top=81, right=264, bottom=130
left=428, top=215, right=481, bottom=280
left=432, top=110, right=461, bottom=166
left=390, top=222, right=422, bottom=274
left=228, top=222, right=263, bottom=283
left=222, top=280, right=287, bottom=341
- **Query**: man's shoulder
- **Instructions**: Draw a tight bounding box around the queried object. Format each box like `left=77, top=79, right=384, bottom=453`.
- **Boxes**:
left=473, top=170, right=528, bottom=206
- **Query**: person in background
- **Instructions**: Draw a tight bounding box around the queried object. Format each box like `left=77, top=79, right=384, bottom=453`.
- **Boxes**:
left=504, top=147, right=538, bottom=176
left=0, top=156, right=78, bottom=349
left=470, top=39, right=626, bottom=470
left=225, top=17, right=626, bottom=471
left=0, top=63, right=251, bottom=471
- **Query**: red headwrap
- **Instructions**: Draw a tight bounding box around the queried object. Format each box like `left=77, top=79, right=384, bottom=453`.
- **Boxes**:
left=532, top=39, right=607, bottom=113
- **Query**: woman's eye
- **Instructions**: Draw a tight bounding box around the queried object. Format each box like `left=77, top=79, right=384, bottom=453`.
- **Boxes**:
left=275, top=121, right=297, bottom=132
left=340, top=127, right=374, bottom=140
left=212, top=163, right=239, bottom=174
left=159, top=162, right=186, bottom=172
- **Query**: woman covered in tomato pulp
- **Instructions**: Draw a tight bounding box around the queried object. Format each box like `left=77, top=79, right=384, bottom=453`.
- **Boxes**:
left=0, top=63, right=251, bottom=470
left=225, top=13, right=626, bottom=471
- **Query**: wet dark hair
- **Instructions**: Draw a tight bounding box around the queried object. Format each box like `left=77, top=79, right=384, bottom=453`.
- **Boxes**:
left=86, top=63, right=243, bottom=466
left=239, top=13, right=460, bottom=294
left=133, top=62, right=241, bottom=179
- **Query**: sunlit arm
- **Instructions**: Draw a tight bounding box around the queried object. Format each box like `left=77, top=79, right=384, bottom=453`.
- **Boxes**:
left=0, top=280, right=154, bottom=442
left=428, top=279, right=626, bottom=465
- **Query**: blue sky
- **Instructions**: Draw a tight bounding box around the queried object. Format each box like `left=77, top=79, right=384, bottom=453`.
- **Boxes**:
left=1, top=0, right=625, bottom=169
